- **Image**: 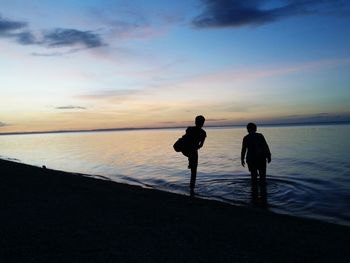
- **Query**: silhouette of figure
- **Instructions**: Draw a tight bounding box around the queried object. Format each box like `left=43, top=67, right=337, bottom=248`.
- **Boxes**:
left=182, top=115, right=206, bottom=196
left=241, top=123, right=271, bottom=185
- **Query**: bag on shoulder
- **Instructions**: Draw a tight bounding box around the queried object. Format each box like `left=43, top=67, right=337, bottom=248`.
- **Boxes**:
left=173, top=137, right=185, bottom=152
left=173, top=127, right=193, bottom=153
left=173, top=133, right=191, bottom=153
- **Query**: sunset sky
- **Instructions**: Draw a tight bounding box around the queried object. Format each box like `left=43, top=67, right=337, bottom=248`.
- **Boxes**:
left=1, top=0, right=350, bottom=133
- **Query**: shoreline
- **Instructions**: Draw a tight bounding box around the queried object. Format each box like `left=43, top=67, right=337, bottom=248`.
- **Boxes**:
left=1, top=158, right=349, bottom=262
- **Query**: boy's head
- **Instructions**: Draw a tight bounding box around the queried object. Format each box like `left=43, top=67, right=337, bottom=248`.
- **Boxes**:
left=195, top=115, right=205, bottom=127
left=247, top=122, right=257, bottom=133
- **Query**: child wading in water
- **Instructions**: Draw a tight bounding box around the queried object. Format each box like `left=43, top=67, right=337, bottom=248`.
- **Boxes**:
left=182, top=115, right=206, bottom=196
left=241, top=123, right=271, bottom=185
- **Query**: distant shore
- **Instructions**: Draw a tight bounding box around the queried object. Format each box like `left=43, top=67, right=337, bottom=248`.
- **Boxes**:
left=1, top=120, right=349, bottom=136
left=0, top=158, right=349, bottom=263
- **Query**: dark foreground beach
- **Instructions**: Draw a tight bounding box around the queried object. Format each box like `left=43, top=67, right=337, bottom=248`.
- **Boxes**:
left=0, top=159, right=349, bottom=263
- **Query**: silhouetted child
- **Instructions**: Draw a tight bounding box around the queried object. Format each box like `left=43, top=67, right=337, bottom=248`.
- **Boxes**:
left=182, top=115, right=206, bottom=196
left=241, top=123, right=271, bottom=184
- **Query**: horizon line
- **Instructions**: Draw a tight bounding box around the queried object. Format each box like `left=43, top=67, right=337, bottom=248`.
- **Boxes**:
left=0, top=120, right=349, bottom=136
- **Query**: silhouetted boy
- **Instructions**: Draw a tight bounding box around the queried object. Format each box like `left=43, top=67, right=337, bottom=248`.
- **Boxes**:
left=183, top=115, right=206, bottom=196
left=241, top=123, right=271, bottom=184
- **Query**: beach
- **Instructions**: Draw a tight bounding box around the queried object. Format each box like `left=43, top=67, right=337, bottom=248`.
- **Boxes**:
left=0, top=158, right=349, bottom=263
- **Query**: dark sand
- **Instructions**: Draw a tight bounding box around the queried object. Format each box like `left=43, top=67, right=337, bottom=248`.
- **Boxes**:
left=0, top=159, right=349, bottom=263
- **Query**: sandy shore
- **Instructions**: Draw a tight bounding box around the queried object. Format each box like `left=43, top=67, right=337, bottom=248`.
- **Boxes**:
left=0, top=158, right=349, bottom=263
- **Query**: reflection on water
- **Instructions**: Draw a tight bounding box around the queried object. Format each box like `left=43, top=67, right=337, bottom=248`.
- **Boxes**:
left=0, top=124, right=350, bottom=226
left=251, top=181, right=268, bottom=208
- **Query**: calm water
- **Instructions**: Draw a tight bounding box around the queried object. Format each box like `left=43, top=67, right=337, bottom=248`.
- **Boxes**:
left=1, top=124, right=349, bottom=226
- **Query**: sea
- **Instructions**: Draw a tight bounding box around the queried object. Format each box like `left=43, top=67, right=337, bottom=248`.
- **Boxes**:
left=1, top=124, right=349, bottom=226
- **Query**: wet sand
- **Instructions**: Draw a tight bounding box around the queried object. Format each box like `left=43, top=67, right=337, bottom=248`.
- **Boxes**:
left=0, top=158, right=349, bottom=263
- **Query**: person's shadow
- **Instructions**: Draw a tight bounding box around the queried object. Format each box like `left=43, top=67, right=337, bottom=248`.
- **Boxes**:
left=250, top=179, right=268, bottom=208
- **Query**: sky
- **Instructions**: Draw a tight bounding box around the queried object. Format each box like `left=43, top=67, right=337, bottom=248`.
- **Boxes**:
left=1, top=0, right=350, bottom=133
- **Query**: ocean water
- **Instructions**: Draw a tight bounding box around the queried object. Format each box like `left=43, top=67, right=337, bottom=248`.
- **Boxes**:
left=1, top=124, right=349, bottom=226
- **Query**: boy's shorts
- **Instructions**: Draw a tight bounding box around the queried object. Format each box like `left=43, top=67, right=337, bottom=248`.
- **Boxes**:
left=247, top=159, right=266, bottom=172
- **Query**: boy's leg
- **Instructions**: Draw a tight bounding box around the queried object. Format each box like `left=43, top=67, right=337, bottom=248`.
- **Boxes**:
left=248, top=162, right=258, bottom=183
left=258, top=160, right=267, bottom=185
left=250, top=179, right=259, bottom=204
left=190, top=167, right=197, bottom=196
left=189, top=151, right=198, bottom=193
left=182, top=151, right=191, bottom=168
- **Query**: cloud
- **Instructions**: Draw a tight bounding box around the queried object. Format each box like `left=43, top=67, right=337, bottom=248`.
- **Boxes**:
left=78, top=89, right=143, bottom=103
left=42, top=28, right=103, bottom=48
left=0, top=14, right=104, bottom=55
left=0, top=121, right=7, bottom=127
left=0, top=15, right=27, bottom=33
left=14, top=31, right=37, bottom=45
left=206, top=118, right=229, bottom=122
left=55, top=105, right=87, bottom=110
left=0, top=14, right=37, bottom=45
left=192, top=0, right=349, bottom=28
left=28, top=28, right=105, bottom=56
left=0, top=15, right=36, bottom=45
left=261, top=112, right=350, bottom=124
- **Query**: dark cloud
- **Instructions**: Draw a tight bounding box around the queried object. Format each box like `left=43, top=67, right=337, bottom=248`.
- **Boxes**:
left=0, top=15, right=35, bottom=45
left=264, top=112, right=350, bottom=124
left=42, top=28, right=103, bottom=48
left=56, top=105, right=87, bottom=110
left=14, top=31, right=38, bottom=45
left=0, top=14, right=104, bottom=55
left=193, top=0, right=349, bottom=28
left=0, top=15, right=27, bottom=33
left=285, top=112, right=330, bottom=119
left=29, top=28, right=105, bottom=56
left=206, top=118, right=228, bottom=122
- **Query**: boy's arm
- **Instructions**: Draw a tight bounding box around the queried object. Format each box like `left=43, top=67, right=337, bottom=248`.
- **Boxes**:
left=262, top=135, right=271, bottom=163
left=198, top=137, right=205, bottom=149
left=197, top=131, right=206, bottom=149
left=241, top=138, right=247, bottom=167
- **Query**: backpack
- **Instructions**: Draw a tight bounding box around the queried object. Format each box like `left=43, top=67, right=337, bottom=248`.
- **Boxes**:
left=173, top=136, right=185, bottom=152
left=173, top=134, right=191, bottom=153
